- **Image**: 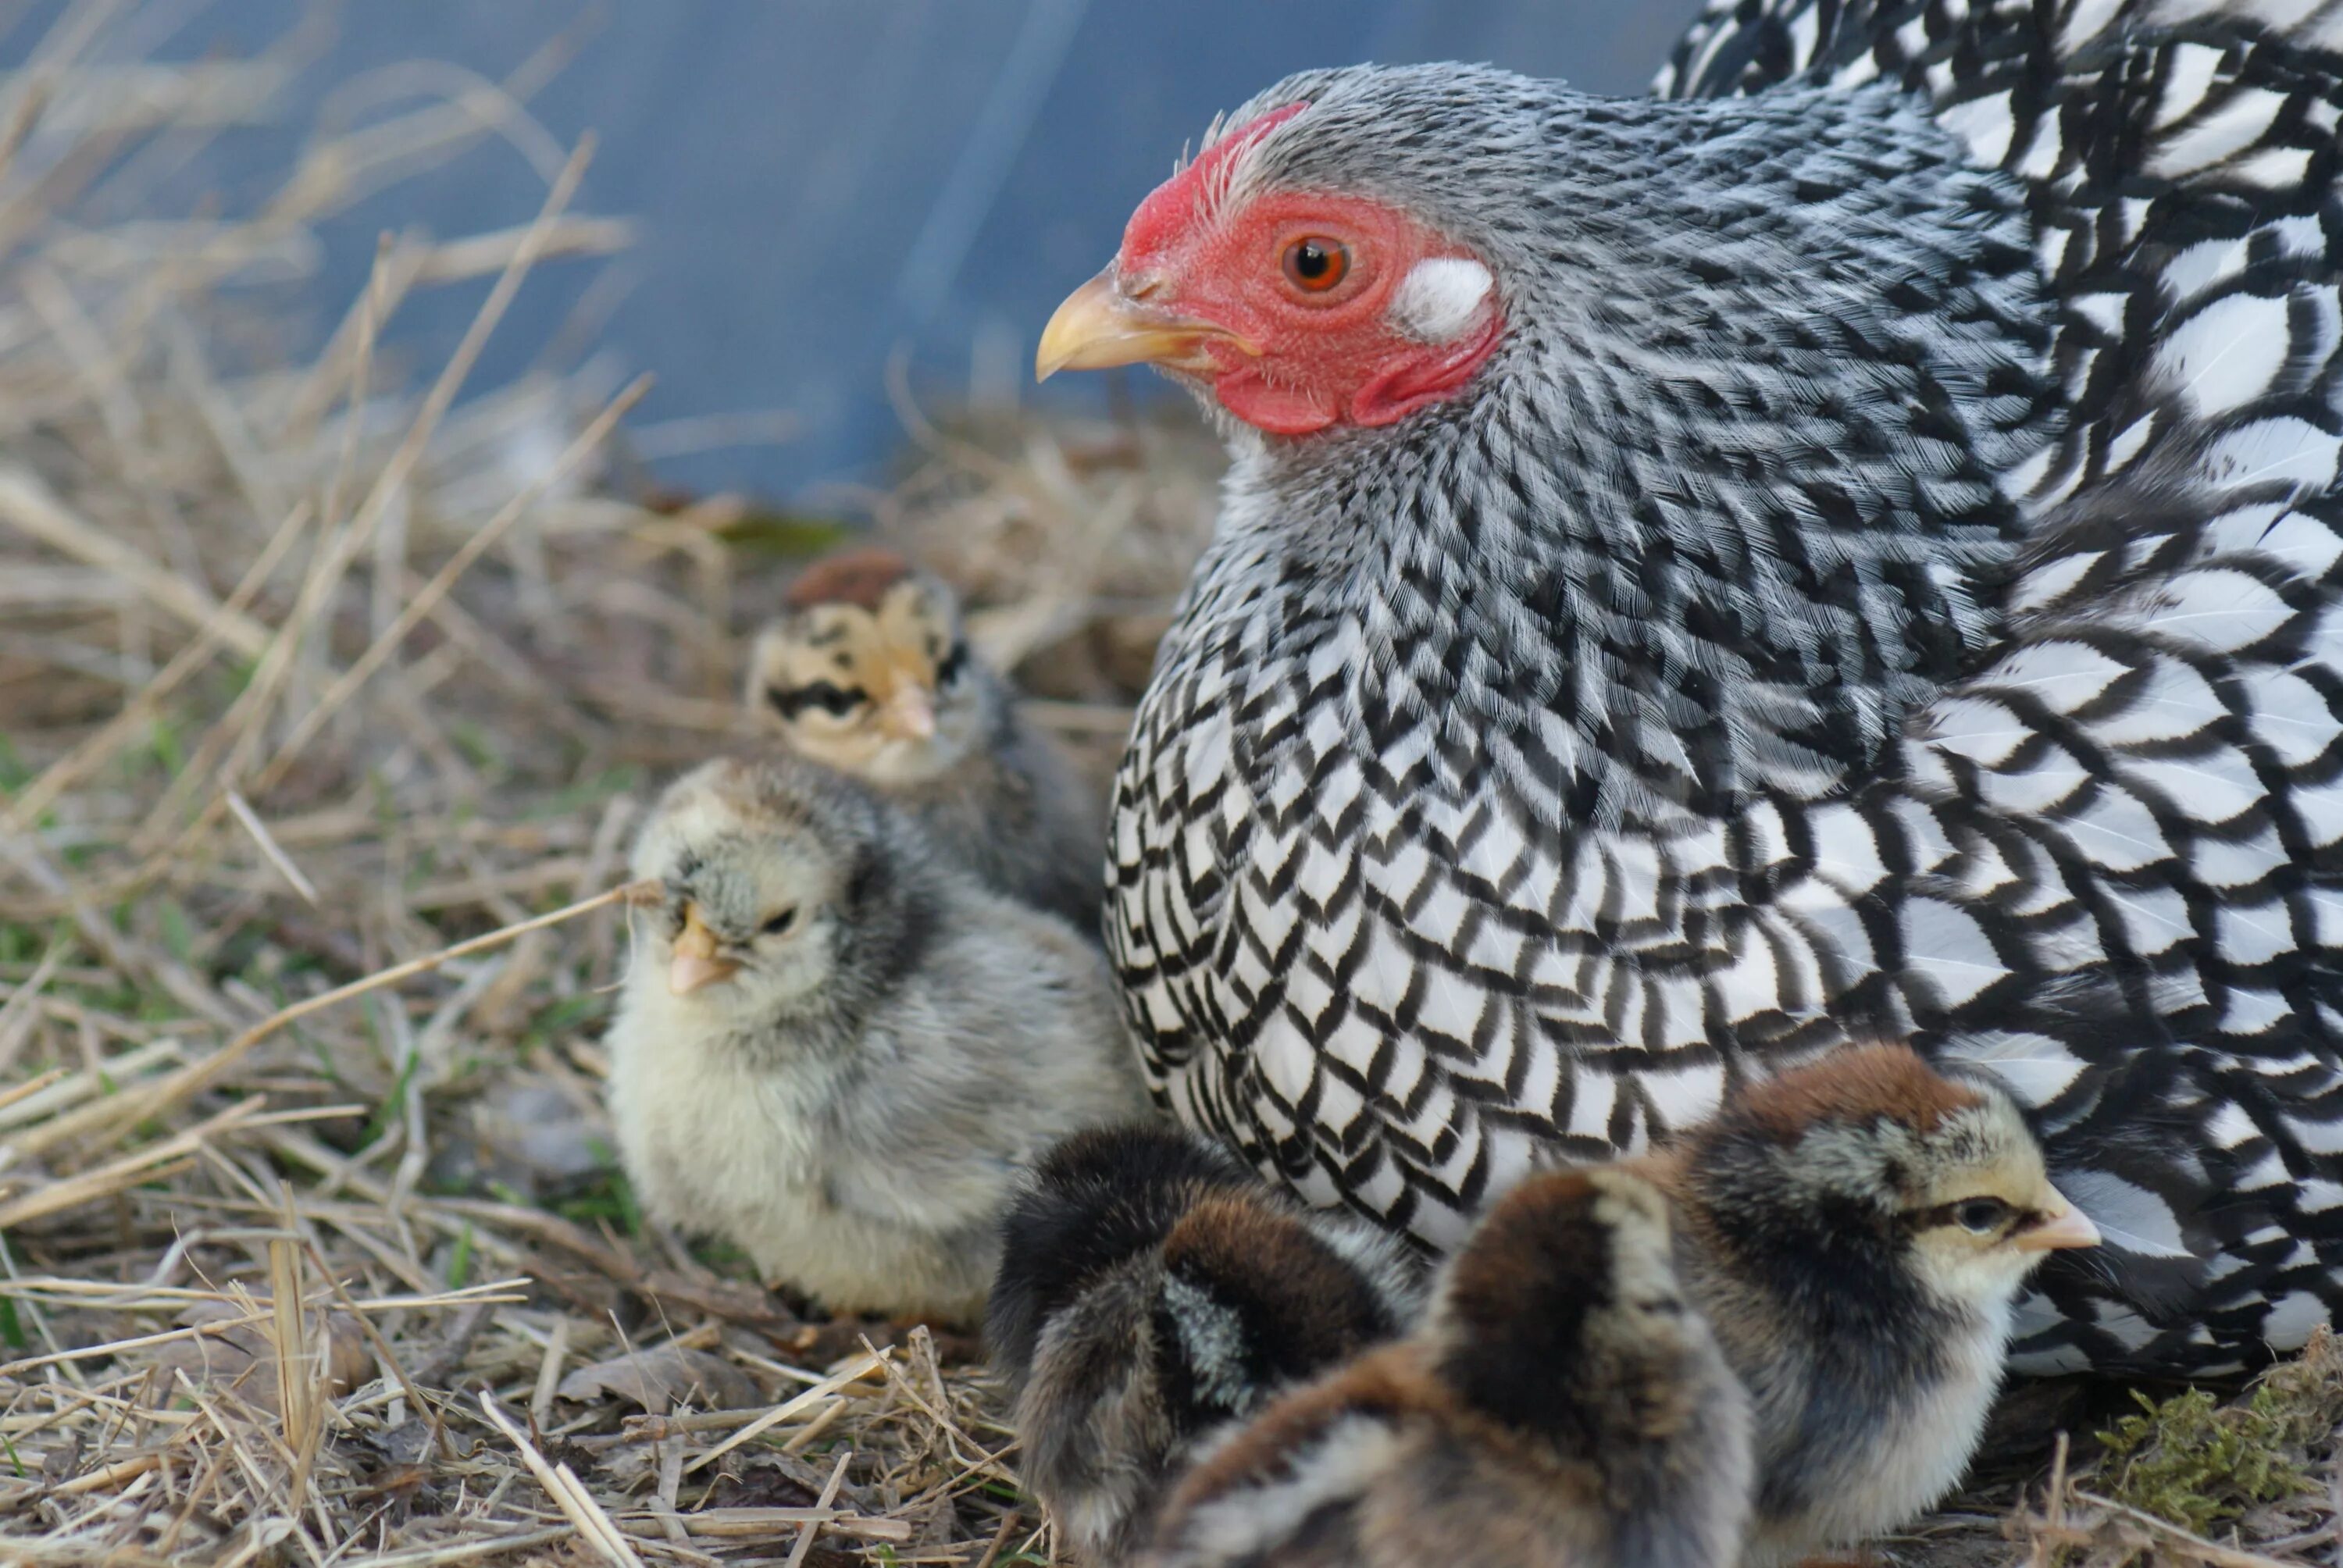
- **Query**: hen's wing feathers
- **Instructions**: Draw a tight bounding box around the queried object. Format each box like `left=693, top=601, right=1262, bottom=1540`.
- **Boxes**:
left=1662, top=0, right=2343, bottom=511
left=1867, top=444, right=2343, bottom=1367
left=1655, top=0, right=2343, bottom=1368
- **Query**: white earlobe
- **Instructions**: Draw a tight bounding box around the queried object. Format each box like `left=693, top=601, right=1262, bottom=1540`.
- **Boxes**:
left=1387, top=257, right=1493, bottom=343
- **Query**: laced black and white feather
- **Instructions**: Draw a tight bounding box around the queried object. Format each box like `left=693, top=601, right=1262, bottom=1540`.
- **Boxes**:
left=1106, top=0, right=2343, bottom=1372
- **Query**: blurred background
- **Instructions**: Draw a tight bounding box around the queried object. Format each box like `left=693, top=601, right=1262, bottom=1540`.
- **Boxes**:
left=12, top=0, right=1698, bottom=509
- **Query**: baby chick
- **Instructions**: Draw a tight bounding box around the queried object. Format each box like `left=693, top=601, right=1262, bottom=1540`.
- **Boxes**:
left=606, top=754, right=1152, bottom=1322
left=1649, top=1043, right=2102, bottom=1564
left=988, top=1126, right=1421, bottom=1563
left=1143, top=1165, right=1752, bottom=1568
left=746, top=547, right=1104, bottom=933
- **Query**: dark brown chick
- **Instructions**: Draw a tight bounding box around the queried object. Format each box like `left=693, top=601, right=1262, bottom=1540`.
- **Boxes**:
left=987, top=1126, right=1421, bottom=1563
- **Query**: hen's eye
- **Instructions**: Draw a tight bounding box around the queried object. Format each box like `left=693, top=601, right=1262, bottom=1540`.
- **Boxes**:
left=1282, top=237, right=1350, bottom=293
left=1954, top=1197, right=2013, bottom=1235
left=936, top=641, right=970, bottom=686
left=761, top=907, right=799, bottom=935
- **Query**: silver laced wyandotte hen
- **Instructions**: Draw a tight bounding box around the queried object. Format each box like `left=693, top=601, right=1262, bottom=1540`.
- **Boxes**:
left=1036, top=0, right=2343, bottom=1374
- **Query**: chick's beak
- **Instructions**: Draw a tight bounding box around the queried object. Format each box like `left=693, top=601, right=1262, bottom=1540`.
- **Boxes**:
left=883, top=686, right=936, bottom=741
left=2015, top=1192, right=2102, bottom=1253
left=668, top=905, right=740, bottom=996
left=1036, top=267, right=1254, bottom=380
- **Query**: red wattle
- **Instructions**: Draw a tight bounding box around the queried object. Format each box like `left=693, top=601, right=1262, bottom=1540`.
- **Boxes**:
left=1215, top=366, right=1339, bottom=436
left=1349, top=309, right=1505, bottom=428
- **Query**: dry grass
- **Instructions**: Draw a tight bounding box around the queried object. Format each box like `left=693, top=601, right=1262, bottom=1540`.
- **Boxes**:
left=2, top=4, right=2334, bottom=1566
left=0, top=5, right=1214, bottom=1563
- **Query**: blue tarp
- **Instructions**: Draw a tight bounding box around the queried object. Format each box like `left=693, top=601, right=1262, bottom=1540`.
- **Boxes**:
left=12, top=1, right=1698, bottom=503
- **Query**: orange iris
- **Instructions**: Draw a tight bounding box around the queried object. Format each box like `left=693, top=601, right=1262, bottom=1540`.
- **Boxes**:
left=1282, top=237, right=1350, bottom=293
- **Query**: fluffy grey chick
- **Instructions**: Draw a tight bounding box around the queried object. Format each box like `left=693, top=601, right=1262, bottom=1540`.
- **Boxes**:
left=987, top=1126, right=1421, bottom=1562
left=607, top=754, right=1153, bottom=1322
left=1144, top=1167, right=1753, bottom=1568
left=745, top=546, right=1105, bottom=935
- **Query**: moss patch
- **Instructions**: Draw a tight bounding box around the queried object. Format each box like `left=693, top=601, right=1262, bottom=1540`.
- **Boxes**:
left=2093, top=1328, right=2343, bottom=1535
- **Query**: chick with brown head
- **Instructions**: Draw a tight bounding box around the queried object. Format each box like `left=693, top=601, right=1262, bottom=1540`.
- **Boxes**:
left=1655, top=1044, right=2099, bottom=1563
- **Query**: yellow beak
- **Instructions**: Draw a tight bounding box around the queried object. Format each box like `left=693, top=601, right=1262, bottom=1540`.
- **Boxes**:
left=1036, top=268, right=1255, bottom=380
left=2013, top=1192, right=2102, bottom=1253
left=668, top=905, right=740, bottom=996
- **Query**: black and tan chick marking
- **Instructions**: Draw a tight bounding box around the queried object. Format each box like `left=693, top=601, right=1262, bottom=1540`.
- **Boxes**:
left=1653, top=1044, right=2100, bottom=1563
left=747, top=546, right=1104, bottom=933
left=1144, top=1166, right=1752, bottom=1568
left=988, top=1127, right=1420, bottom=1563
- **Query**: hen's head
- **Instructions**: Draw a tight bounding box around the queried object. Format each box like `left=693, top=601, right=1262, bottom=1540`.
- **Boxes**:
left=1039, top=62, right=2048, bottom=474
left=1038, top=67, right=1528, bottom=438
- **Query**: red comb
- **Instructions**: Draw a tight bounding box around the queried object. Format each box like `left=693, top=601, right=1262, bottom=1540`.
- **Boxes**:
left=1124, top=101, right=1310, bottom=263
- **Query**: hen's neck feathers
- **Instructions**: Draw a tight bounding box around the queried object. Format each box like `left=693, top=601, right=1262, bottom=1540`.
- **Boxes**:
left=1173, top=73, right=2061, bottom=829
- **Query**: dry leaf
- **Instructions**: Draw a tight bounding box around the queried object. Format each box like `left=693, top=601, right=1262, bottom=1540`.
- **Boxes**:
left=557, top=1344, right=760, bottom=1411
left=147, top=1299, right=373, bottom=1417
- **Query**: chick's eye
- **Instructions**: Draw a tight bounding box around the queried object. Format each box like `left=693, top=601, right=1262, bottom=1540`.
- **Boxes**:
left=1955, top=1197, right=2013, bottom=1235
left=761, top=907, right=799, bottom=936
left=1282, top=237, right=1349, bottom=294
